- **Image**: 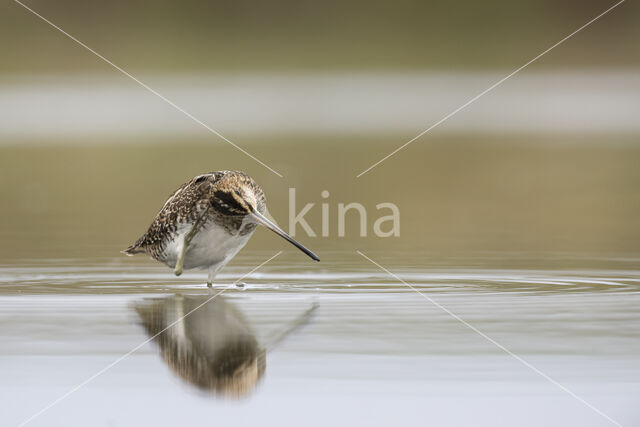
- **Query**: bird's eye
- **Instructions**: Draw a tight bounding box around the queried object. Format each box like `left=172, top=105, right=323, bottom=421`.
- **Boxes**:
left=234, top=190, right=241, bottom=197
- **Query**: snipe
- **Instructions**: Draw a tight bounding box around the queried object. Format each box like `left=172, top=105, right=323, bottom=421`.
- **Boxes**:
left=124, top=171, right=319, bottom=286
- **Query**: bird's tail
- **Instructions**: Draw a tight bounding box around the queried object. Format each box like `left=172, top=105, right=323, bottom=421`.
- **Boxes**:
left=122, top=244, right=143, bottom=256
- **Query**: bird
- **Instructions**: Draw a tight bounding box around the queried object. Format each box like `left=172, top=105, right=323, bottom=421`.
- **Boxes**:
left=135, top=293, right=318, bottom=398
left=135, top=294, right=266, bottom=398
left=123, top=170, right=319, bottom=287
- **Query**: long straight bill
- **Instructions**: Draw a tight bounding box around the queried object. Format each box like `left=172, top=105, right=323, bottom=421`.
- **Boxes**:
left=250, top=210, right=320, bottom=261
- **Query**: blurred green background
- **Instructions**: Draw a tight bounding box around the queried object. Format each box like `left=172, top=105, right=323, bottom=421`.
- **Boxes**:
left=0, top=0, right=638, bottom=262
left=1, top=0, right=638, bottom=73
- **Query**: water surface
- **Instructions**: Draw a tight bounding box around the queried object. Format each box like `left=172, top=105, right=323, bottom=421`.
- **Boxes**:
left=1, top=252, right=639, bottom=427
left=1, top=139, right=639, bottom=426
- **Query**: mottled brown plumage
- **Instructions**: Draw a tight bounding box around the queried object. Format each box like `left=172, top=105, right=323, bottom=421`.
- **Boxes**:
left=124, top=170, right=265, bottom=261
left=124, top=170, right=318, bottom=286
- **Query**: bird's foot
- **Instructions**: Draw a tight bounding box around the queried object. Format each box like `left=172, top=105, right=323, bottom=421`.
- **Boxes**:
left=205, top=281, right=246, bottom=290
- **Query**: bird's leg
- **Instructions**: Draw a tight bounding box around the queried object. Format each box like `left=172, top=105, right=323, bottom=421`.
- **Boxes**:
left=207, top=267, right=216, bottom=288
left=174, top=240, right=188, bottom=277
left=174, top=205, right=210, bottom=277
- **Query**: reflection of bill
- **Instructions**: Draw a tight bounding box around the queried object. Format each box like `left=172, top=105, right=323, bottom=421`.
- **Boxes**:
left=135, top=295, right=318, bottom=398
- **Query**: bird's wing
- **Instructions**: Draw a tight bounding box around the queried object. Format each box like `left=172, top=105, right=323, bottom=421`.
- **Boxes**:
left=124, top=171, right=227, bottom=255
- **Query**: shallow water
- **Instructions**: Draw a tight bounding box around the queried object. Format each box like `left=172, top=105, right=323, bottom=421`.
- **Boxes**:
left=1, top=252, right=639, bottom=427
left=1, top=138, right=639, bottom=425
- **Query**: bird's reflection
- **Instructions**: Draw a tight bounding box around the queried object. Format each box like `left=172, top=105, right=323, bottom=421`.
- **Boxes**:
left=134, top=294, right=317, bottom=398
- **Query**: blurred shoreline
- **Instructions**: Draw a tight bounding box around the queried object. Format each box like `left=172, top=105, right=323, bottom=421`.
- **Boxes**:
left=1, top=70, right=638, bottom=141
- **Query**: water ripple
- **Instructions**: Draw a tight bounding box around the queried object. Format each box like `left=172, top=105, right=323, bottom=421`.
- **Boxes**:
left=1, top=258, right=638, bottom=295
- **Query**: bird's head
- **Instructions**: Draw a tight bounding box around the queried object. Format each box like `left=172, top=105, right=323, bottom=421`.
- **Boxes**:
left=211, top=171, right=319, bottom=262
left=211, top=176, right=262, bottom=217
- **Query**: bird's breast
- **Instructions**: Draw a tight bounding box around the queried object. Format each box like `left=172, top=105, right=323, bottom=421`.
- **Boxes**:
left=160, top=218, right=257, bottom=270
